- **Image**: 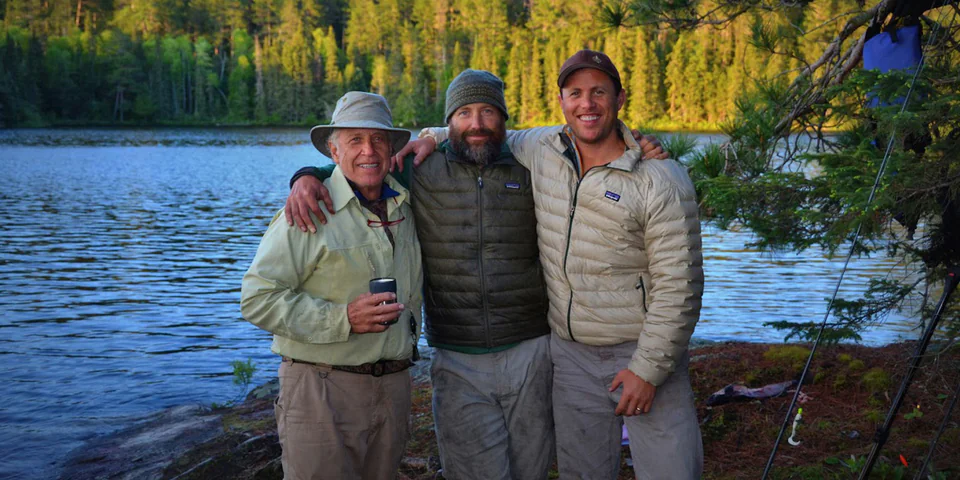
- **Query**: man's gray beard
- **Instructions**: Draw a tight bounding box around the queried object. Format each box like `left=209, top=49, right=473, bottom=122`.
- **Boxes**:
left=450, top=138, right=501, bottom=166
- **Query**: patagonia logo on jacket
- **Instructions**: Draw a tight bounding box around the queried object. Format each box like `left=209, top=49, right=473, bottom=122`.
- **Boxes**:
left=604, top=191, right=621, bottom=202
left=505, top=182, right=521, bottom=189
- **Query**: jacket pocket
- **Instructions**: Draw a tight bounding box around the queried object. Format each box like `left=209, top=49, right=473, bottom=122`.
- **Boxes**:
left=636, top=277, right=648, bottom=313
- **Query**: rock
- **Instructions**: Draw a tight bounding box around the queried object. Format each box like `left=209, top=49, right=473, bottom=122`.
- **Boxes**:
left=58, top=405, right=222, bottom=480
left=410, top=346, right=435, bottom=385
left=252, top=458, right=282, bottom=480
left=689, top=338, right=718, bottom=349
left=247, top=378, right=279, bottom=401
left=402, top=456, right=429, bottom=470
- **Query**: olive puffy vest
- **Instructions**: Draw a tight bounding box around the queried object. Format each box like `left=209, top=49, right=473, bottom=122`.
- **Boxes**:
left=413, top=145, right=549, bottom=348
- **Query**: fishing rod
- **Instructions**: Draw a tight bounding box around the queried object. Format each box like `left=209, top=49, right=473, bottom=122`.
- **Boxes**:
left=914, top=367, right=960, bottom=480
left=759, top=2, right=954, bottom=478
left=859, top=268, right=959, bottom=479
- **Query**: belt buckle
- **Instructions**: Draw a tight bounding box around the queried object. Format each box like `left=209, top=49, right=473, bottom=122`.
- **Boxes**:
left=371, top=362, right=386, bottom=377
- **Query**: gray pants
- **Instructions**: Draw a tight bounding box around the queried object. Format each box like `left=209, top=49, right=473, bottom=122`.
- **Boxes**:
left=551, top=333, right=702, bottom=480
left=430, top=335, right=554, bottom=480
left=275, top=359, right=411, bottom=480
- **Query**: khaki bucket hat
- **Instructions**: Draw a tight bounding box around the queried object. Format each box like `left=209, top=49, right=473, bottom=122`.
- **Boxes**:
left=309, top=92, right=411, bottom=158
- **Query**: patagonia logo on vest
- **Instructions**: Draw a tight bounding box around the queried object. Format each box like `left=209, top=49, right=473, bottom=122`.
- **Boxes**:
left=505, top=182, right=521, bottom=189
left=604, top=191, right=621, bottom=202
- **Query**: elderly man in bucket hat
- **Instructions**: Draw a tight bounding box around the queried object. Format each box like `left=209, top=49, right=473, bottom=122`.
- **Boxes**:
left=241, top=91, right=423, bottom=480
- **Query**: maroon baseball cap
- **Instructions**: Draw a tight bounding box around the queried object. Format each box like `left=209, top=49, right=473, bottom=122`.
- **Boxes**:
left=557, top=49, right=622, bottom=92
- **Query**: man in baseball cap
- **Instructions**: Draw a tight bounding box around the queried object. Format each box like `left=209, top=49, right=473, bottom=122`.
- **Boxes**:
left=557, top=48, right=623, bottom=92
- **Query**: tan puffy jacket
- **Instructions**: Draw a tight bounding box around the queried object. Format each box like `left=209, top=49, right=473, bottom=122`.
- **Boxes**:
left=424, top=122, right=704, bottom=386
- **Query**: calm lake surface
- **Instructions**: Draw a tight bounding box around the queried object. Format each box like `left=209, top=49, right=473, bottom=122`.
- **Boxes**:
left=0, top=128, right=920, bottom=479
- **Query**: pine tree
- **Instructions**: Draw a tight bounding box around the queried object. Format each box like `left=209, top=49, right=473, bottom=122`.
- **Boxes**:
left=628, top=30, right=663, bottom=127
left=503, top=30, right=524, bottom=127
left=665, top=31, right=689, bottom=125
left=227, top=28, right=254, bottom=121
left=393, top=24, right=425, bottom=126
left=112, top=0, right=163, bottom=38
left=193, top=36, right=215, bottom=119
left=316, top=26, right=342, bottom=96
left=369, top=55, right=388, bottom=97
left=253, top=34, right=266, bottom=121
left=520, top=40, right=544, bottom=126
left=542, top=34, right=564, bottom=124
left=603, top=27, right=628, bottom=89
left=684, top=30, right=709, bottom=125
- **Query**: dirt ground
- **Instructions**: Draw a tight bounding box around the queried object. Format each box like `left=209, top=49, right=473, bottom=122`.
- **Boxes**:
left=398, top=342, right=960, bottom=480
left=155, top=342, right=959, bottom=480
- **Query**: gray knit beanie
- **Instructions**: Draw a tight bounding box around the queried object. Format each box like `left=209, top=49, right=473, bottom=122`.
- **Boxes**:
left=444, top=69, right=509, bottom=124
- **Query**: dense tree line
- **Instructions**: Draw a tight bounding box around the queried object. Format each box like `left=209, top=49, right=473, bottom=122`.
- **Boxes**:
left=0, top=0, right=859, bottom=128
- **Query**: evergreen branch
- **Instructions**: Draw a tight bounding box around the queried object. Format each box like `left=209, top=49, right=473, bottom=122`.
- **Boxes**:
left=801, top=9, right=868, bottom=37
left=624, top=0, right=756, bottom=29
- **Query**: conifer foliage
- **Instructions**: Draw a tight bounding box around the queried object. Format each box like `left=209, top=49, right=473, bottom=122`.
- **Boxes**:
left=629, top=0, right=960, bottom=343
left=0, top=0, right=864, bottom=128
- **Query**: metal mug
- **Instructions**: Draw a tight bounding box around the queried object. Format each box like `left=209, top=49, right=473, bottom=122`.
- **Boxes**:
left=369, top=277, right=398, bottom=325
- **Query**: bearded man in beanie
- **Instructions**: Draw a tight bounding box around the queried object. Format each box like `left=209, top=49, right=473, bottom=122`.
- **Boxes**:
left=283, top=70, right=555, bottom=480
left=406, top=50, right=704, bottom=480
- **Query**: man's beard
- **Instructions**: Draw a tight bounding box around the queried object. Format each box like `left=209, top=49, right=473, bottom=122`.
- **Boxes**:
left=449, top=127, right=505, bottom=166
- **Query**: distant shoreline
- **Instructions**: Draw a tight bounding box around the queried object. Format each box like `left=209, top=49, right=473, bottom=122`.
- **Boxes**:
left=0, top=123, right=729, bottom=135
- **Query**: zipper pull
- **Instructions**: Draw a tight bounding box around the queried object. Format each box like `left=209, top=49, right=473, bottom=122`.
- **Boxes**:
left=478, top=176, right=483, bottom=188
left=569, top=204, right=575, bottom=217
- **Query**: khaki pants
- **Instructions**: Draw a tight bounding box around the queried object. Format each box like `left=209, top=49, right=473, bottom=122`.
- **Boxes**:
left=431, top=335, right=554, bottom=480
left=551, top=333, right=703, bottom=480
left=275, top=359, right=412, bottom=480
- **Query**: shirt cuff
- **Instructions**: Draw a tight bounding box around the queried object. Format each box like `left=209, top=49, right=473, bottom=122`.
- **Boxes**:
left=290, top=166, right=324, bottom=189
left=417, top=129, right=439, bottom=141
left=628, top=356, right=670, bottom=387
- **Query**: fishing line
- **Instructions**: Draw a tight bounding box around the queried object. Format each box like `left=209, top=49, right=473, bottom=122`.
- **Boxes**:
left=914, top=375, right=960, bottom=480
left=760, top=2, right=955, bottom=478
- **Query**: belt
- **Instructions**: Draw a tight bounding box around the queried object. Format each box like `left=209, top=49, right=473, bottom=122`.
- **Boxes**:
left=284, top=357, right=413, bottom=377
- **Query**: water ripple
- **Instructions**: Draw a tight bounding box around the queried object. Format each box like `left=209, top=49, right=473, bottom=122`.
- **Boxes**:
left=0, top=129, right=920, bottom=479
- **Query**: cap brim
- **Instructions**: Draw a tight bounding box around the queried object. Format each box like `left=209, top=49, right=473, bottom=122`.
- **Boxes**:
left=558, top=65, right=620, bottom=90
left=310, top=123, right=411, bottom=159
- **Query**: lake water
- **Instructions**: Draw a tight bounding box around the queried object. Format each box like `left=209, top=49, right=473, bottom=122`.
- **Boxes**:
left=0, top=128, right=921, bottom=479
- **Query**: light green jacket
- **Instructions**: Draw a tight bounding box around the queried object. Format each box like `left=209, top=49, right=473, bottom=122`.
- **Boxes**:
left=424, top=123, right=703, bottom=386
left=240, top=167, right=423, bottom=366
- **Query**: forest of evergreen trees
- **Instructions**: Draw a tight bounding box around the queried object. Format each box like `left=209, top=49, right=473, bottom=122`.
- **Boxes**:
left=0, top=0, right=860, bottom=129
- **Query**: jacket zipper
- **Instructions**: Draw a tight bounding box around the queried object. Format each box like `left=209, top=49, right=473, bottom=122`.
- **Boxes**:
left=637, top=277, right=647, bottom=313
left=562, top=165, right=613, bottom=342
left=562, top=181, right=581, bottom=342
left=477, top=174, right=491, bottom=348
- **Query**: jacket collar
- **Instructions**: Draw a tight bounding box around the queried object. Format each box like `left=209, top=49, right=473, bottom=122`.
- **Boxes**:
left=330, top=166, right=409, bottom=212
left=438, top=139, right=519, bottom=167
left=550, top=120, right=642, bottom=173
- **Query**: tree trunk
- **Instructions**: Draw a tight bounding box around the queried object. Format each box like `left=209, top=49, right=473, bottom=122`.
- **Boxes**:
left=75, top=0, right=82, bottom=28
left=171, top=77, right=179, bottom=116
left=254, top=35, right=265, bottom=120
left=113, top=86, right=124, bottom=122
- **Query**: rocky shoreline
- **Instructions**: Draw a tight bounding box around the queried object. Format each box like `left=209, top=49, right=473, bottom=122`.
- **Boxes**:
left=57, top=341, right=960, bottom=479
left=57, top=347, right=438, bottom=480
